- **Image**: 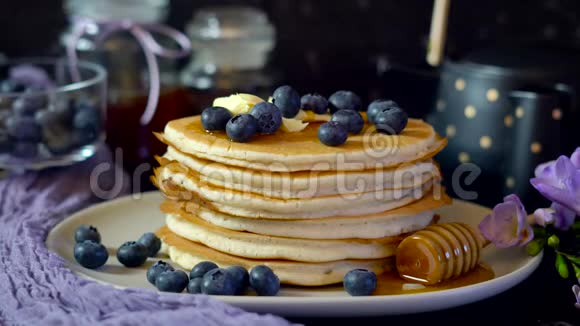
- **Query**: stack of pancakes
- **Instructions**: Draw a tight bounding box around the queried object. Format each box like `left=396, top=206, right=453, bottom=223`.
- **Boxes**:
left=153, top=114, right=449, bottom=286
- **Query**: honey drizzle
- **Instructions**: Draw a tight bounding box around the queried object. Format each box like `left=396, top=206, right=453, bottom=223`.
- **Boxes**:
left=373, top=264, right=494, bottom=295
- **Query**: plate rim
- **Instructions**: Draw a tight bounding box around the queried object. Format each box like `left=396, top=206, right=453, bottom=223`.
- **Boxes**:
left=47, top=191, right=543, bottom=314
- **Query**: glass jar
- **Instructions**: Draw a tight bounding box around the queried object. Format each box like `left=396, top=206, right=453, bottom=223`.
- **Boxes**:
left=181, top=6, right=278, bottom=112
left=0, top=58, right=106, bottom=171
left=61, top=0, right=194, bottom=182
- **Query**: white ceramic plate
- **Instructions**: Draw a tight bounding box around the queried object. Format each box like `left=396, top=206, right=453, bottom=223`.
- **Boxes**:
left=46, top=191, right=542, bottom=317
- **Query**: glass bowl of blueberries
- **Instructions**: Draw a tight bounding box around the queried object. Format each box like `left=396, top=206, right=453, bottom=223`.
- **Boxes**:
left=0, top=58, right=106, bottom=170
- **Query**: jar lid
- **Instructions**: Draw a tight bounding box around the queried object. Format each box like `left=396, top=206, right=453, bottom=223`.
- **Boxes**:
left=186, top=6, right=274, bottom=42
left=65, top=0, right=169, bottom=22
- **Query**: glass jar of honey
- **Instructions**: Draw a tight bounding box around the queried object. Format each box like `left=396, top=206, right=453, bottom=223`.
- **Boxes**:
left=61, top=0, right=194, bottom=189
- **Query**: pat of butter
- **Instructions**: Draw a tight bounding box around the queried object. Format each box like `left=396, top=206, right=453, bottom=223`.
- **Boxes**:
left=402, top=283, right=426, bottom=291
left=281, top=117, right=309, bottom=132
left=213, top=93, right=264, bottom=115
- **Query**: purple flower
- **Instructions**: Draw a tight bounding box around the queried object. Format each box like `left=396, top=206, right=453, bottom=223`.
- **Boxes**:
left=479, top=194, right=534, bottom=248
left=573, top=280, right=580, bottom=309
left=531, top=148, right=580, bottom=217
left=533, top=203, right=577, bottom=230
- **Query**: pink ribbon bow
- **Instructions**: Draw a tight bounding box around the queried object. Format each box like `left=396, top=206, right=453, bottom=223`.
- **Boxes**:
left=66, top=16, right=192, bottom=125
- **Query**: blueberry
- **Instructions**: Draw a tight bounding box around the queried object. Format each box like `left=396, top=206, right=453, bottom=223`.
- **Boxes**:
left=189, top=261, right=219, bottom=279
left=0, top=80, right=26, bottom=93
left=74, top=224, right=101, bottom=243
left=116, top=241, right=148, bottom=267
left=225, top=114, right=258, bottom=143
left=155, top=269, right=189, bottom=293
left=201, top=106, right=232, bottom=131
left=249, top=102, right=282, bottom=134
left=12, top=97, right=41, bottom=116
left=328, top=90, right=362, bottom=113
left=12, top=142, right=38, bottom=158
left=73, top=104, right=101, bottom=133
left=73, top=240, right=108, bottom=269
left=272, top=85, right=301, bottom=118
left=137, top=232, right=161, bottom=257
left=374, top=107, right=408, bottom=135
left=147, top=260, right=175, bottom=285
left=249, top=265, right=280, bottom=296
left=44, top=131, right=75, bottom=155
left=227, top=265, right=249, bottom=295
left=6, top=115, right=41, bottom=142
left=201, top=268, right=237, bottom=295
left=317, top=121, right=348, bottom=146
left=367, top=99, right=398, bottom=124
left=300, top=93, right=328, bottom=114
left=187, top=277, right=203, bottom=294
left=331, top=110, right=364, bottom=134
left=343, top=269, right=377, bottom=296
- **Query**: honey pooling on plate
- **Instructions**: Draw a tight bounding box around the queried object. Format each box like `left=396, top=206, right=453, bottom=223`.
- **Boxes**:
left=395, top=223, right=487, bottom=285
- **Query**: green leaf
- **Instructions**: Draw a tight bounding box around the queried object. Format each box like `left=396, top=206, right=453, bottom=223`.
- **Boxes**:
left=526, top=238, right=545, bottom=256
left=557, top=251, right=580, bottom=265
left=547, top=235, right=560, bottom=248
left=555, top=253, right=570, bottom=279
left=532, top=226, right=547, bottom=238
left=573, top=264, right=580, bottom=279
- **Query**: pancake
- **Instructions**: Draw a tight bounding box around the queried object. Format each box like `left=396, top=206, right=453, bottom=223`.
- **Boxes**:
left=165, top=214, right=404, bottom=262
left=162, top=145, right=441, bottom=199
left=162, top=115, right=447, bottom=172
left=155, top=161, right=437, bottom=218
left=161, top=194, right=448, bottom=239
left=157, top=226, right=394, bottom=286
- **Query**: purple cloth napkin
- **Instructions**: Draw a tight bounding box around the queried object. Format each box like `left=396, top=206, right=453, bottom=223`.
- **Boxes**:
left=0, top=147, right=293, bottom=326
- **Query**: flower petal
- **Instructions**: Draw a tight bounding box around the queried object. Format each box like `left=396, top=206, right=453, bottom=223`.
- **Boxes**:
left=552, top=202, right=577, bottom=230
left=479, top=202, right=521, bottom=248
left=571, top=148, right=580, bottom=169
left=533, top=208, right=555, bottom=227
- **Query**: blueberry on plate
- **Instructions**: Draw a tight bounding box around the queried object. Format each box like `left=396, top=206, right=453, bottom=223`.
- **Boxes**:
left=226, top=114, right=258, bottom=143
left=227, top=265, right=249, bottom=295
left=201, top=106, right=232, bottom=131
left=74, top=240, right=108, bottom=269
left=74, top=224, right=101, bottom=243
left=147, top=260, right=174, bottom=285
left=366, top=99, right=398, bottom=124
left=12, top=142, right=38, bottom=158
left=317, top=121, right=348, bottom=146
left=189, top=261, right=219, bottom=279
left=137, top=232, right=161, bottom=257
left=343, top=269, right=377, bottom=296
left=155, top=269, right=189, bottom=293
left=201, top=268, right=237, bottom=295
left=330, top=110, right=364, bottom=134
left=272, top=85, right=301, bottom=118
left=187, top=277, right=203, bottom=294
left=328, top=90, right=362, bottom=113
left=116, top=241, right=148, bottom=267
left=249, top=265, right=280, bottom=296
left=5, top=115, right=41, bottom=142
left=300, top=93, right=328, bottom=114
left=249, top=102, right=282, bottom=134
left=374, top=107, right=408, bottom=135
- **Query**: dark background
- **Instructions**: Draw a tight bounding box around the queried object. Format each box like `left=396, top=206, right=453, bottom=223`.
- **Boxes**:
left=1, top=1, right=579, bottom=325
left=2, top=0, right=580, bottom=103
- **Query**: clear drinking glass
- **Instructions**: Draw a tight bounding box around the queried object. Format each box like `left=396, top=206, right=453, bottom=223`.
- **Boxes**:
left=0, top=58, right=107, bottom=171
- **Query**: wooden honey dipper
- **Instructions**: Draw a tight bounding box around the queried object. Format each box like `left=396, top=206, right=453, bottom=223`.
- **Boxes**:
left=396, top=222, right=490, bottom=285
